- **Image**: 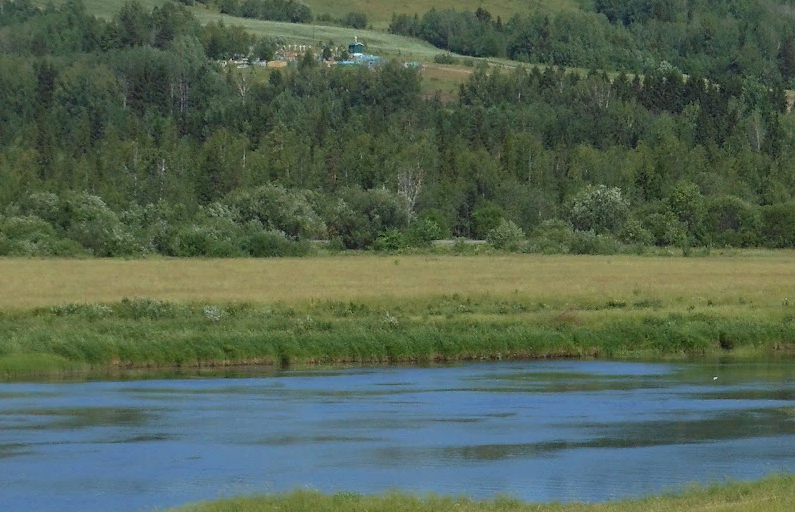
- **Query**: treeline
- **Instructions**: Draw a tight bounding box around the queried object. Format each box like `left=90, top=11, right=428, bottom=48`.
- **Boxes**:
left=2, top=1, right=795, bottom=257
left=217, top=0, right=312, bottom=24
left=389, top=2, right=795, bottom=84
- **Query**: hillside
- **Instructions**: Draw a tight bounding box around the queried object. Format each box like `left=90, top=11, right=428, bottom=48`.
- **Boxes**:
left=2, top=0, right=794, bottom=260
left=42, top=0, right=582, bottom=29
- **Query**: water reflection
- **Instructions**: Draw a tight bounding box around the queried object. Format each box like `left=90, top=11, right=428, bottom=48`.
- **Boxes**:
left=0, top=360, right=794, bottom=512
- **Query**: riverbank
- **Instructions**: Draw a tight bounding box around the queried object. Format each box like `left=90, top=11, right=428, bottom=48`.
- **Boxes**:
left=173, top=474, right=795, bottom=511
left=2, top=254, right=795, bottom=377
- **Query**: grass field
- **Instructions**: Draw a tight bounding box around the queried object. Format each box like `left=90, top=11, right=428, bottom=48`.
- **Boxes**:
left=2, top=253, right=795, bottom=377
left=2, top=253, right=794, bottom=309
left=174, top=474, right=795, bottom=512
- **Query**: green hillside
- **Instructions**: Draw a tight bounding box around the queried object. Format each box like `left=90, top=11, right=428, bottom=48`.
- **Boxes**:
left=43, top=0, right=581, bottom=29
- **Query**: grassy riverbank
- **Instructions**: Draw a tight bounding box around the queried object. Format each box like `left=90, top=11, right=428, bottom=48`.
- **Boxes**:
left=2, top=254, right=795, bottom=377
left=174, top=474, right=795, bottom=512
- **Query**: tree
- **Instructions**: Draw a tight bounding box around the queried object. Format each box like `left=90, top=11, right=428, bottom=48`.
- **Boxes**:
left=565, top=184, right=629, bottom=235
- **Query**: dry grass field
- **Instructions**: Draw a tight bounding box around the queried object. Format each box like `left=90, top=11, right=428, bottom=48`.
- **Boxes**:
left=2, top=253, right=795, bottom=309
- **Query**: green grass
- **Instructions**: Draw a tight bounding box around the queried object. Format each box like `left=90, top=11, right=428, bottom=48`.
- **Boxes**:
left=3, top=253, right=795, bottom=376
left=2, top=292, right=795, bottom=378
left=173, top=474, right=795, bottom=512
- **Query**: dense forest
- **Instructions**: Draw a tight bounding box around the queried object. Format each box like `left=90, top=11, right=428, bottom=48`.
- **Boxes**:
left=389, top=1, right=795, bottom=84
left=1, top=0, right=795, bottom=258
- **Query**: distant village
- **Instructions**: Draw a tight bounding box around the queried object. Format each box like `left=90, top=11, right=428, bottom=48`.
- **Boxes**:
left=220, top=37, right=424, bottom=71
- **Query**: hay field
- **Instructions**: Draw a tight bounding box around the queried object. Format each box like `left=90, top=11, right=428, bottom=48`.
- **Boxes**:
left=3, top=254, right=795, bottom=309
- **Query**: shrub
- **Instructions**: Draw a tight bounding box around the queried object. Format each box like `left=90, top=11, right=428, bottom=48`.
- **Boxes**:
left=472, top=201, right=505, bottom=240
left=226, top=185, right=326, bottom=240
left=242, top=226, right=311, bottom=257
left=760, top=202, right=795, bottom=248
left=325, top=188, right=410, bottom=249
left=416, top=208, right=451, bottom=239
left=643, top=211, right=686, bottom=246
left=617, top=217, right=654, bottom=245
left=565, top=184, right=629, bottom=235
left=373, top=227, right=408, bottom=251
left=487, top=218, right=525, bottom=251
left=667, top=180, right=704, bottom=240
left=173, top=216, right=245, bottom=257
left=62, top=192, right=139, bottom=257
left=406, top=217, right=445, bottom=247
left=433, top=53, right=459, bottom=65
left=702, top=196, right=761, bottom=247
left=343, top=11, right=368, bottom=29
left=568, top=230, right=622, bottom=255
left=11, top=192, right=63, bottom=230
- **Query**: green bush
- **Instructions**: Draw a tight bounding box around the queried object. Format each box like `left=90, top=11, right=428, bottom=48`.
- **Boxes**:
left=11, top=192, right=64, bottom=230
left=433, top=53, right=459, bottom=65
left=373, top=227, right=408, bottom=251
left=242, top=227, right=311, bottom=257
left=565, top=185, right=629, bottom=235
left=406, top=217, right=445, bottom=247
left=62, top=192, right=139, bottom=256
left=760, top=202, right=795, bottom=248
left=644, top=211, right=686, bottom=246
left=617, top=217, right=654, bottom=245
left=226, top=185, right=326, bottom=240
left=416, top=208, right=450, bottom=239
left=702, top=196, right=761, bottom=247
left=526, top=219, right=574, bottom=253
left=325, top=188, right=410, bottom=249
left=173, top=218, right=246, bottom=257
left=487, top=218, right=525, bottom=251
left=472, top=201, right=505, bottom=240
left=568, top=230, right=622, bottom=255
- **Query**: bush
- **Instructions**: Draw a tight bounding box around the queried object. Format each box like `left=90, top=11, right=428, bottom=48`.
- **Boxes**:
left=242, top=227, right=311, bottom=257
left=565, top=184, right=629, bottom=235
left=62, top=192, right=139, bottom=257
left=416, top=208, right=450, bottom=239
left=643, top=211, right=686, bottom=246
left=526, top=219, right=574, bottom=253
left=487, top=218, right=525, bottom=251
left=433, top=53, right=459, bottom=65
left=11, top=192, right=64, bottom=230
left=760, top=202, right=795, bottom=248
left=702, top=196, right=761, bottom=247
left=472, top=201, right=505, bottom=240
left=343, top=11, right=368, bottom=29
left=373, top=227, right=408, bottom=251
left=617, top=217, right=654, bottom=245
left=324, top=188, right=410, bottom=249
left=226, top=185, right=326, bottom=240
left=173, top=216, right=245, bottom=257
left=406, top=217, right=445, bottom=247
left=568, top=230, right=622, bottom=255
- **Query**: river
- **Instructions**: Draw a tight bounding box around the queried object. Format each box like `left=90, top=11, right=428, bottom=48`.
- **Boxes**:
left=2, top=360, right=795, bottom=511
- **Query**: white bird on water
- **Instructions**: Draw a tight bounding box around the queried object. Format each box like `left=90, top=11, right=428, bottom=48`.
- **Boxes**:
left=713, top=376, right=718, bottom=380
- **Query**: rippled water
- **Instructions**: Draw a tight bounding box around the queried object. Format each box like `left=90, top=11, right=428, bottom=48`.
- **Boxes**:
left=2, top=360, right=795, bottom=511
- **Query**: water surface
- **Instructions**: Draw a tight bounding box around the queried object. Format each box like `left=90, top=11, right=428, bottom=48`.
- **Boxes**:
left=2, top=360, right=795, bottom=511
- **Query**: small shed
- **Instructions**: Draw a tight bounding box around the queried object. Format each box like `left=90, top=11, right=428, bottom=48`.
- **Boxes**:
left=348, top=36, right=364, bottom=56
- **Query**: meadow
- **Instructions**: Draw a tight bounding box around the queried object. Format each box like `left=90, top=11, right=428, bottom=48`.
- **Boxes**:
left=2, top=253, right=795, bottom=377
left=174, top=474, right=795, bottom=512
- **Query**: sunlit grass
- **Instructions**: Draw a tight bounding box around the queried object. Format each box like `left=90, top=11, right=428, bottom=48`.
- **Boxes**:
left=173, top=474, right=795, bottom=512
left=2, top=253, right=795, bottom=309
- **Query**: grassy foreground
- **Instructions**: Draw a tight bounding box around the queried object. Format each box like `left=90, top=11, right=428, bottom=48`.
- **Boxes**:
left=174, top=474, right=795, bottom=512
left=2, top=253, right=795, bottom=376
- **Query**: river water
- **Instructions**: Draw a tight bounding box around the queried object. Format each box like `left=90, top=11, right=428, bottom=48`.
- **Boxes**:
left=2, top=360, right=795, bottom=511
